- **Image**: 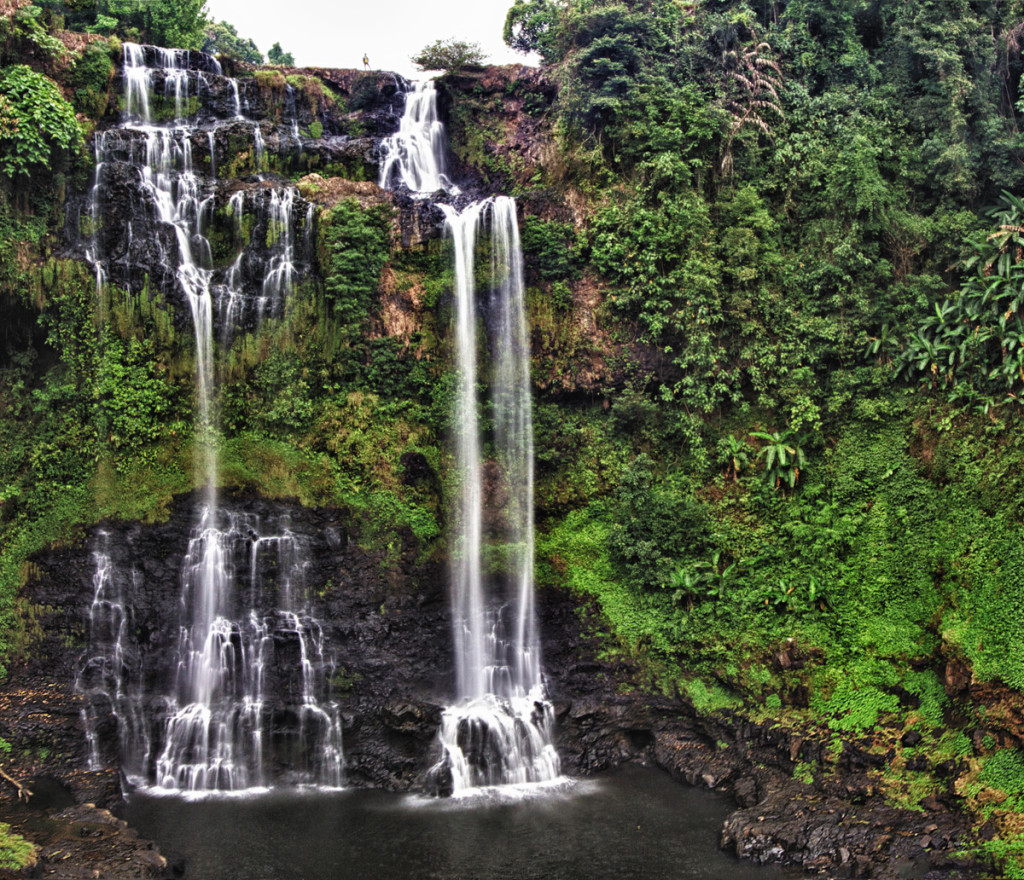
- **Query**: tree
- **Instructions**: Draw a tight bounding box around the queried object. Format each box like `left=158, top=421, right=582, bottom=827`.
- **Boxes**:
left=203, top=20, right=264, bottom=64
left=267, top=42, right=295, bottom=66
left=503, top=0, right=565, bottom=65
left=97, top=0, right=209, bottom=50
left=411, top=39, right=486, bottom=72
left=750, top=429, right=808, bottom=491
left=719, top=38, right=783, bottom=177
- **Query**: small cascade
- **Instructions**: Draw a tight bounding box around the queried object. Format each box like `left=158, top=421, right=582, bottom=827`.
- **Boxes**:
left=154, top=510, right=342, bottom=792
left=229, top=78, right=243, bottom=118
left=207, top=130, right=217, bottom=177
left=122, top=42, right=151, bottom=120
left=121, top=44, right=220, bottom=124
left=253, top=123, right=266, bottom=169
left=259, top=187, right=298, bottom=320
left=210, top=186, right=307, bottom=331
left=430, top=198, right=560, bottom=793
left=378, top=81, right=453, bottom=194
left=75, top=533, right=150, bottom=779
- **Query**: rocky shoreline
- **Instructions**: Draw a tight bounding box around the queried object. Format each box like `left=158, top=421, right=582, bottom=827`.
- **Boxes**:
left=0, top=492, right=988, bottom=878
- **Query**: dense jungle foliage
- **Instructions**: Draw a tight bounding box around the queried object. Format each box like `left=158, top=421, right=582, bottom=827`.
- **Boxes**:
left=5, top=0, right=1024, bottom=872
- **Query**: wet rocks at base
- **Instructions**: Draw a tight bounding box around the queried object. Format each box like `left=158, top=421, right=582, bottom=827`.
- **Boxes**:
left=0, top=491, right=988, bottom=879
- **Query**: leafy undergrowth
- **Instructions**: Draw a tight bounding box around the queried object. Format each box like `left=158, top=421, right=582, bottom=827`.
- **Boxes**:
left=538, top=399, right=1024, bottom=864
left=0, top=823, right=35, bottom=871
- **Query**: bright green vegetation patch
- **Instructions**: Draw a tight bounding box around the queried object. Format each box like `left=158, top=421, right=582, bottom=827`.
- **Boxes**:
left=0, top=65, right=82, bottom=178
left=535, top=395, right=1024, bottom=755
left=0, top=823, right=35, bottom=871
left=980, top=750, right=1024, bottom=805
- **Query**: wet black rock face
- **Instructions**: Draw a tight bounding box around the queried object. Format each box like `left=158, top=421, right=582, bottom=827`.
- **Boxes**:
left=0, top=490, right=988, bottom=878
left=37, top=492, right=453, bottom=793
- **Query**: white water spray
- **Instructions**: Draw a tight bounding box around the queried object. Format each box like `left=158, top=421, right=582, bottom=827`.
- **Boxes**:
left=378, top=81, right=453, bottom=194
left=434, top=198, right=560, bottom=793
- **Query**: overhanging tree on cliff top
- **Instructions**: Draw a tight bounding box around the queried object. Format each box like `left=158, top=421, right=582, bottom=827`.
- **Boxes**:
left=411, top=39, right=486, bottom=72
left=503, top=0, right=567, bottom=65
left=203, top=21, right=264, bottom=64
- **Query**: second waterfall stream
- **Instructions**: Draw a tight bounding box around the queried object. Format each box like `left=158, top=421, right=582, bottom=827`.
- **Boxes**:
left=383, top=81, right=562, bottom=793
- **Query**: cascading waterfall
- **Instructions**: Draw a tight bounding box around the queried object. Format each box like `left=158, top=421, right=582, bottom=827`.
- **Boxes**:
left=82, top=46, right=557, bottom=797
left=155, top=511, right=342, bottom=791
left=260, top=188, right=297, bottom=320
left=380, top=73, right=559, bottom=793
left=378, top=81, right=453, bottom=194
left=76, top=515, right=343, bottom=791
left=76, top=533, right=150, bottom=776
left=81, top=43, right=339, bottom=793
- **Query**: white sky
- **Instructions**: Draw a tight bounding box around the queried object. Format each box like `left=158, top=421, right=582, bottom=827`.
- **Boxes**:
left=204, top=0, right=532, bottom=78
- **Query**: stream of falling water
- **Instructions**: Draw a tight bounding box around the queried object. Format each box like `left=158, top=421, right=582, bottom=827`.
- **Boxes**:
left=79, top=43, right=340, bottom=793
left=383, top=83, right=560, bottom=792
left=437, top=198, right=560, bottom=792
left=378, top=81, right=453, bottom=194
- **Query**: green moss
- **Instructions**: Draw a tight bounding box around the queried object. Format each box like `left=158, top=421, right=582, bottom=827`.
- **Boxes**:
left=0, top=824, right=34, bottom=871
left=974, top=835, right=1024, bottom=880
left=254, top=69, right=287, bottom=91
left=328, top=666, right=363, bottom=692
left=792, top=761, right=815, bottom=785
left=682, top=677, right=742, bottom=714
left=980, top=750, right=1024, bottom=803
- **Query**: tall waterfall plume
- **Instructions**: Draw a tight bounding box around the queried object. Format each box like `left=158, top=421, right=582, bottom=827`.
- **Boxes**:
left=434, top=197, right=560, bottom=793
left=375, top=69, right=559, bottom=793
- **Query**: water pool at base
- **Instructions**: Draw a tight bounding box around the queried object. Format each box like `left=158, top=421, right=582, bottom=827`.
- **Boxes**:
left=127, top=764, right=791, bottom=880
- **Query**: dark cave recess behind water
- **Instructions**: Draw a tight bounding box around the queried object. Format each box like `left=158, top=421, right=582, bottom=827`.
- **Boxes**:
left=126, top=764, right=793, bottom=880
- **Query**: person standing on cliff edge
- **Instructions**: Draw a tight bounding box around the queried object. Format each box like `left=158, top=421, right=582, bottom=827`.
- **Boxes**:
left=363, top=53, right=370, bottom=69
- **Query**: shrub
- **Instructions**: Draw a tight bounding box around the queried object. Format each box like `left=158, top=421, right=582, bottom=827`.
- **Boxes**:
left=68, top=44, right=115, bottom=119
left=412, top=39, right=486, bottom=72
left=0, top=65, right=82, bottom=178
left=320, top=200, right=391, bottom=326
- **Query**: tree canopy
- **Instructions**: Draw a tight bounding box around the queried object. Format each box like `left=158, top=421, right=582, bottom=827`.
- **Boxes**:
left=267, top=42, right=295, bottom=66
left=412, top=38, right=486, bottom=72
left=202, top=20, right=264, bottom=64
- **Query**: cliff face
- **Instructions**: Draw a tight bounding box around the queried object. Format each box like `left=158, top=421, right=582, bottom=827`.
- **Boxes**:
left=2, top=23, right=1024, bottom=877
left=1, top=491, right=985, bottom=879
left=0, top=42, right=601, bottom=799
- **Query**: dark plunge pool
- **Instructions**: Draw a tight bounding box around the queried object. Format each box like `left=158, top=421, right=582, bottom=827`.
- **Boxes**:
left=127, top=765, right=792, bottom=880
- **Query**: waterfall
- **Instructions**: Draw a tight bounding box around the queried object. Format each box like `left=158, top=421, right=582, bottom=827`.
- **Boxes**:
left=259, top=188, right=297, bottom=320
left=490, top=198, right=540, bottom=697
left=433, top=198, right=560, bottom=793
left=378, top=81, right=453, bottom=194
left=75, top=533, right=151, bottom=778
left=154, top=511, right=343, bottom=791
left=77, top=515, right=343, bottom=792
left=82, top=43, right=339, bottom=793
left=229, top=78, right=243, bottom=118
left=375, top=69, right=559, bottom=793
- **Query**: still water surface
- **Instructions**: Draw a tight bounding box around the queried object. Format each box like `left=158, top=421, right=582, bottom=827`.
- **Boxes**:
left=128, top=765, right=790, bottom=880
